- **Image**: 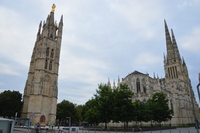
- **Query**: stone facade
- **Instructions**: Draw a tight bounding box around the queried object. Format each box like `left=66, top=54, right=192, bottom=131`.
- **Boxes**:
left=107, top=20, right=199, bottom=126
left=21, top=8, right=63, bottom=126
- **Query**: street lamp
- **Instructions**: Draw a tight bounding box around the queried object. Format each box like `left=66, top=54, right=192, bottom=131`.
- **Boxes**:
left=197, top=73, right=200, bottom=105
left=179, top=79, right=199, bottom=133
left=66, top=117, right=71, bottom=128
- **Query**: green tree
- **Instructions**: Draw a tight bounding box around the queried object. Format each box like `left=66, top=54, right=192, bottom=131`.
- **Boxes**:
left=112, top=84, right=134, bottom=128
left=56, top=100, right=77, bottom=125
left=84, top=98, right=100, bottom=126
left=0, top=90, right=23, bottom=118
left=84, top=83, right=135, bottom=128
left=132, top=100, right=146, bottom=124
left=147, top=92, right=173, bottom=126
left=94, top=84, right=113, bottom=128
left=75, top=105, right=84, bottom=125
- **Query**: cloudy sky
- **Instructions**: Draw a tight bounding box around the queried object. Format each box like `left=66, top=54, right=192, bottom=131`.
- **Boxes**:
left=0, top=0, right=200, bottom=105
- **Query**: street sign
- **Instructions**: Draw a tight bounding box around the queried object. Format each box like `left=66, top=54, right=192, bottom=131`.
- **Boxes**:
left=29, top=115, right=36, bottom=118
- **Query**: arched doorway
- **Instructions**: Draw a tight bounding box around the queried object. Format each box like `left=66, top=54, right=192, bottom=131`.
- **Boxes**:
left=40, top=115, right=46, bottom=123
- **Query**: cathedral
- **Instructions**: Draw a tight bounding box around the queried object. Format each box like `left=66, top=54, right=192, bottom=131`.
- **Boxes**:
left=21, top=4, right=63, bottom=126
left=107, top=20, right=200, bottom=126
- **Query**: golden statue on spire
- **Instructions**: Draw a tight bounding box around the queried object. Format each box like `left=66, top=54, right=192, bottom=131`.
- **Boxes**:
left=51, top=4, right=56, bottom=12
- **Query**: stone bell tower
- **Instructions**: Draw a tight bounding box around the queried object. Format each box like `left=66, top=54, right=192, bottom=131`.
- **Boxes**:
left=21, top=4, right=63, bottom=126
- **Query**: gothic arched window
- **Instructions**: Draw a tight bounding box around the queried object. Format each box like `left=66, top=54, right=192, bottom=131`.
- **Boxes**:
left=43, top=75, right=51, bottom=96
left=136, top=78, right=140, bottom=93
left=45, top=60, right=48, bottom=69
left=46, top=47, right=50, bottom=57
left=142, top=78, right=146, bottom=93
left=40, top=115, right=45, bottom=123
left=49, top=61, right=52, bottom=70
left=143, top=86, right=146, bottom=93
left=50, top=49, right=54, bottom=58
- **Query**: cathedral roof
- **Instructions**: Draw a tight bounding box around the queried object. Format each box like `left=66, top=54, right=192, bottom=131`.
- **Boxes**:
left=130, top=70, right=144, bottom=75
left=123, top=70, right=146, bottom=79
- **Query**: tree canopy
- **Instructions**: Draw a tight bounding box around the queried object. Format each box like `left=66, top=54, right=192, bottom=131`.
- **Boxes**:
left=84, top=83, right=134, bottom=128
left=0, top=90, right=23, bottom=118
left=56, top=100, right=77, bottom=125
left=112, top=84, right=134, bottom=126
left=56, top=86, right=172, bottom=128
left=147, top=92, right=173, bottom=124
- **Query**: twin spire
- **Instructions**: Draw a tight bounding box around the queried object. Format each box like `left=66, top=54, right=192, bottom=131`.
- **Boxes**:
left=164, top=20, right=181, bottom=64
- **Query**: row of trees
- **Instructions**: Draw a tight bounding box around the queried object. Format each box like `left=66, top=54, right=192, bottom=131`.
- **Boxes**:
left=0, top=83, right=172, bottom=128
left=56, top=84, right=173, bottom=128
left=83, top=84, right=173, bottom=128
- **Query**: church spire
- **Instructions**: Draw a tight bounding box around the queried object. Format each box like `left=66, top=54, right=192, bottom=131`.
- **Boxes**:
left=36, top=21, right=42, bottom=41
left=107, top=78, right=111, bottom=87
left=163, top=20, right=190, bottom=81
left=164, top=20, right=178, bottom=64
left=37, top=21, right=42, bottom=34
left=118, top=76, right=120, bottom=87
left=113, top=80, right=116, bottom=89
left=58, top=15, right=63, bottom=38
left=171, top=29, right=181, bottom=62
left=164, top=19, right=173, bottom=54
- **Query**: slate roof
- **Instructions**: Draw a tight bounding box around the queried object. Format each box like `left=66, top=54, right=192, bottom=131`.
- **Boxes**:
left=130, top=70, right=144, bottom=75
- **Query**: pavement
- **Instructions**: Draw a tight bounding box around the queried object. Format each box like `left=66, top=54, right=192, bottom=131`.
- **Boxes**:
left=13, top=127, right=199, bottom=133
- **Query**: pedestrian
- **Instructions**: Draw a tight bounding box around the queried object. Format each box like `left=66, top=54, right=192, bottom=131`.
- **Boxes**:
left=35, top=123, right=40, bottom=133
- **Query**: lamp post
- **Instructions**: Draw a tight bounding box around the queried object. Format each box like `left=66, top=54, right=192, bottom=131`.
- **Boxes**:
left=179, top=79, right=199, bottom=133
left=66, top=117, right=71, bottom=128
left=197, top=73, right=200, bottom=105
left=15, top=112, right=17, bottom=120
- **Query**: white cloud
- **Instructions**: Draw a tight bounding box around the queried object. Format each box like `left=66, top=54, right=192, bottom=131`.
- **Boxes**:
left=178, top=0, right=200, bottom=8
left=182, top=26, right=200, bottom=53
left=133, top=53, right=161, bottom=65
left=58, top=85, right=96, bottom=104
left=107, top=1, right=163, bottom=38
left=0, top=6, right=36, bottom=67
left=178, top=0, right=192, bottom=8
left=0, top=63, right=21, bottom=76
left=59, top=50, right=109, bottom=83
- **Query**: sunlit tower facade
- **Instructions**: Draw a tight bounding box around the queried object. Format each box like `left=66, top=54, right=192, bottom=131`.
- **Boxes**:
left=21, top=4, right=63, bottom=126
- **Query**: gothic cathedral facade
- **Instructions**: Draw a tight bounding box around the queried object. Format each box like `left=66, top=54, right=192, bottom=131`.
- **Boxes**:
left=21, top=5, right=63, bottom=126
left=106, top=20, right=199, bottom=126
left=120, top=20, right=199, bottom=126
